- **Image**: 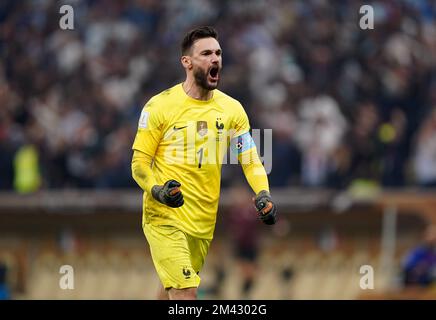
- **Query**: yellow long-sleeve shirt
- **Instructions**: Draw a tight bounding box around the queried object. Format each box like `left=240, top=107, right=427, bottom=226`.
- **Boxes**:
left=132, top=83, right=269, bottom=239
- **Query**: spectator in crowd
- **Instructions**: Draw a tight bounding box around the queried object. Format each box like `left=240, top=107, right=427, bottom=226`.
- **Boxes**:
left=294, top=95, right=347, bottom=187
left=379, top=108, right=408, bottom=187
left=0, top=260, right=10, bottom=300
left=413, top=108, right=436, bottom=187
left=401, top=224, right=436, bottom=287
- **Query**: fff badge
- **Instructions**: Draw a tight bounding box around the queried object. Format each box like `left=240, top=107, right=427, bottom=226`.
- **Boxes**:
left=197, top=121, right=208, bottom=137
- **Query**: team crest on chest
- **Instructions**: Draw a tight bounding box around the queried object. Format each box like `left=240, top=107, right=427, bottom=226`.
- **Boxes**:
left=197, top=121, right=208, bottom=136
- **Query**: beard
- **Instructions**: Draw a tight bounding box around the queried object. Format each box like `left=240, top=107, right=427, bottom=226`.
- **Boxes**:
left=193, top=66, right=219, bottom=91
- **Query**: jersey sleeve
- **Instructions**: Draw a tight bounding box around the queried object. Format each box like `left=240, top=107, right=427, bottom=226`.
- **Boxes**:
left=231, top=102, right=251, bottom=139
left=131, top=99, right=164, bottom=193
left=229, top=103, right=255, bottom=158
left=132, top=99, right=163, bottom=157
left=230, top=103, right=270, bottom=194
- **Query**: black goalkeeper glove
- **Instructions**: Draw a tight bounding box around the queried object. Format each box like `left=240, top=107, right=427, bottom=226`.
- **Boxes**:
left=151, top=180, right=184, bottom=208
left=253, top=190, right=277, bottom=225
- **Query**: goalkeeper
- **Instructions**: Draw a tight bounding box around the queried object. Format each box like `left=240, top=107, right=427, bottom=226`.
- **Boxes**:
left=131, top=26, right=277, bottom=300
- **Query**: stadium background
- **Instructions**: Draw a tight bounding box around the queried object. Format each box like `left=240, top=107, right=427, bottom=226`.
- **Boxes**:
left=1, top=0, right=436, bottom=299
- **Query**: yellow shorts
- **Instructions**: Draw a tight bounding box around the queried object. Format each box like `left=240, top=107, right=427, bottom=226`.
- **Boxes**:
left=143, top=223, right=211, bottom=290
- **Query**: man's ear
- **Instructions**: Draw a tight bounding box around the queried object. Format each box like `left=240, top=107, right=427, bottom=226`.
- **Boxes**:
left=181, top=55, right=192, bottom=70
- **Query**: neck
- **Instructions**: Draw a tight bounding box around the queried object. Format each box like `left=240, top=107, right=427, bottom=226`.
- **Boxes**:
left=182, top=78, right=213, bottom=101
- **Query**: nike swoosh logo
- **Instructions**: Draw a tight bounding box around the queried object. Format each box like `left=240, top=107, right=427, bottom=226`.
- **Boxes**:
left=173, top=125, right=188, bottom=131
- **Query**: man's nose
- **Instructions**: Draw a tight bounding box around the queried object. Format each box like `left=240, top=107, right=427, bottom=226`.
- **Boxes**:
left=211, top=54, right=220, bottom=64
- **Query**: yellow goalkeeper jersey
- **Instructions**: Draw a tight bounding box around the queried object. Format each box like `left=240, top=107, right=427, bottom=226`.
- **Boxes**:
left=132, top=83, right=255, bottom=239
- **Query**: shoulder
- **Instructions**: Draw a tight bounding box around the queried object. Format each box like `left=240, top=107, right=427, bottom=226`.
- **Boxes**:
left=214, top=89, right=245, bottom=112
left=143, top=84, right=181, bottom=112
left=214, top=90, right=250, bottom=132
left=138, top=86, right=181, bottom=127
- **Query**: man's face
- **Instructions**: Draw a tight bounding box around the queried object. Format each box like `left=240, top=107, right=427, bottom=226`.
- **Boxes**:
left=187, top=37, right=222, bottom=90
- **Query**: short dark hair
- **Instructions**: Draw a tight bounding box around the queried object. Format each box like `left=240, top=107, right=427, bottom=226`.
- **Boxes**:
left=181, top=26, right=218, bottom=55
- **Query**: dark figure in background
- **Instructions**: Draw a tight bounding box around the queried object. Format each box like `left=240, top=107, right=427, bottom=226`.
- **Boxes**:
left=402, top=225, right=436, bottom=287
left=227, top=184, right=261, bottom=299
left=0, top=260, right=11, bottom=300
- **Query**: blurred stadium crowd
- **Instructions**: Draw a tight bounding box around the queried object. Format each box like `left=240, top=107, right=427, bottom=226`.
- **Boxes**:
left=0, top=0, right=436, bottom=192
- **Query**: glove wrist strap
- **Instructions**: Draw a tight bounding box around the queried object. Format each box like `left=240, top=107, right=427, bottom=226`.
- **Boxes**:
left=151, top=185, right=163, bottom=202
left=257, top=190, right=270, bottom=198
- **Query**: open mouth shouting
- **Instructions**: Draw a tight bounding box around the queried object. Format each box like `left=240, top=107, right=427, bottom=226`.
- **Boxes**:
left=208, top=65, right=220, bottom=83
